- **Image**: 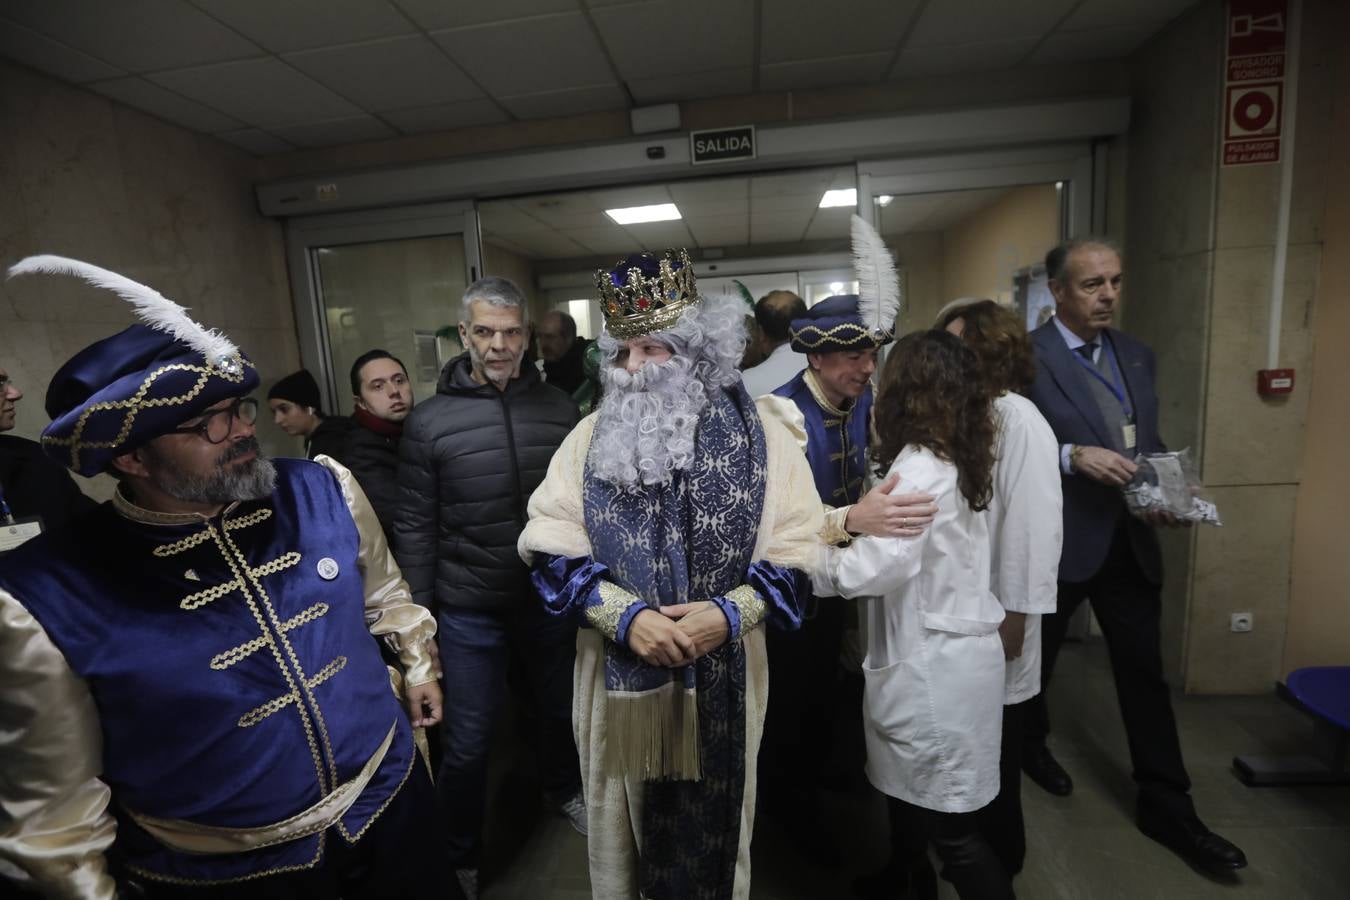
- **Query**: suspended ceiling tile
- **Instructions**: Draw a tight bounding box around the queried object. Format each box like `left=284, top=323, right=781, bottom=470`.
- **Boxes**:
left=668, top=179, right=749, bottom=217
left=0, top=18, right=125, bottom=82
left=627, top=67, right=754, bottom=104
left=684, top=215, right=750, bottom=247
left=269, top=115, right=398, bottom=148
left=907, top=0, right=1079, bottom=46
left=212, top=128, right=295, bottom=155
left=760, top=0, right=921, bottom=63
left=621, top=220, right=695, bottom=250
left=149, top=57, right=364, bottom=127
left=1061, top=0, right=1199, bottom=31
left=751, top=193, right=832, bottom=215
left=589, top=184, right=673, bottom=210
left=750, top=218, right=809, bottom=244
left=2, top=0, right=261, bottom=73
left=191, top=0, right=416, bottom=53
left=510, top=230, right=593, bottom=260
left=431, top=13, right=616, bottom=96
left=396, top=0, right=580, bottom=31
left=803, top=206, right=855, bottom=240
left=568, top=226, right=644, bottom=255
left=478, top=201, right=551, bottom=235
left=751, top=169, right=839, bottom=197
left=284, top=36, right=485, bottom=111
left=590, top=0, right=754, bottom=79
left=88, top=76, right=243, bottom=132
left=1030, top=23, right=1157, bottom=64
left=496, top=84, right=628, bottom=120
left=891, top=37, right=1037, bottom=79
left=381, top=99, right=510, bottom=134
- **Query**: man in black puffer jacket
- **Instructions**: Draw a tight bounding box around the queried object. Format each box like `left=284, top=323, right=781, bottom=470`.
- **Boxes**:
left=393, top=276, right=581, bottom=900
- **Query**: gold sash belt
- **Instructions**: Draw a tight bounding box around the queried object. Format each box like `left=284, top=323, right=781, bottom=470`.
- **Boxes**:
left=125, top=720, right=399, bottom=855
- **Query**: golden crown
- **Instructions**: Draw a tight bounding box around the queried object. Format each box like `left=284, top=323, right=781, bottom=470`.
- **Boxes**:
left=595, top=249, right=699, bottom=339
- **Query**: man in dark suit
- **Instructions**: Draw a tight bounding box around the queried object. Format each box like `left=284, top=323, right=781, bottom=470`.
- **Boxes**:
left=1023, top=238, right=1247, bottom=876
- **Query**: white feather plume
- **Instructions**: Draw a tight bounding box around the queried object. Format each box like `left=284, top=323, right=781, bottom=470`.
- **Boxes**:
left=6, top=255, right=238, bottom=364
left=850, top=214, right=901, bottom=338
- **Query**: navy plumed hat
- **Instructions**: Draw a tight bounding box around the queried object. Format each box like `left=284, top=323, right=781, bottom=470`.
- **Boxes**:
left=789, top=294, right=893, bottom=354
left=6, top=256, right=257, bottom=476
left=790, top=214, right=904, bottom=354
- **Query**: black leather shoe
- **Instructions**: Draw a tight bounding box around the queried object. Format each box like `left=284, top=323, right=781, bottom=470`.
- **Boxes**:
left=1137, top=812, right=1248, bottom=875
left=1022, top=745, right=1073, bottom=796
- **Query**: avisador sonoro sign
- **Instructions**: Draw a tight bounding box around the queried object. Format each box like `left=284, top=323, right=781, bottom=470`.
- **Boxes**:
left=690, top=125, right=756, bottom=165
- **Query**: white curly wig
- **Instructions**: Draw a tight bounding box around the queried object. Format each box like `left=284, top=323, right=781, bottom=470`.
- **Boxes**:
left=590, top=291, right=748, bottom=491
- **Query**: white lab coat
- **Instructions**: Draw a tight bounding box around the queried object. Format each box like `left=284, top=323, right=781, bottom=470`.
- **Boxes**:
left=816, top=446, right=1006, bottom=814
left=988, top=393, right=1064, bottom=704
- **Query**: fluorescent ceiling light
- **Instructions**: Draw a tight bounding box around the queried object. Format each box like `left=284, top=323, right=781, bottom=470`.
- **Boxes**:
left=877, top=194, right=894, bottom=207
left=606, top=203, right=681, bottom=224
left=819, top=188, right=856, bottom=208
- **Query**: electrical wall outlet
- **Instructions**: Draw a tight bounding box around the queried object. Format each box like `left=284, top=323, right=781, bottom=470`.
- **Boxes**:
left=1230, top=612, right=1254, bottom=633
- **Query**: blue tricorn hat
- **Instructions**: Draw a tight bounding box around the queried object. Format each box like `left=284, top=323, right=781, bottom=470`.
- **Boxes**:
left=6, top=256, right=257, bottom=476
left=789, top=294, right=894, bottom=354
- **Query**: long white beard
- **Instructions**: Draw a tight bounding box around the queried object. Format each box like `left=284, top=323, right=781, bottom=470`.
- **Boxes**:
left=590, top=358, right=707, bottom=491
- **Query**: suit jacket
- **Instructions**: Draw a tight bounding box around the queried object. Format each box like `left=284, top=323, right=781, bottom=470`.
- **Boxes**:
left=1028, top=322, right=1163, bottom=585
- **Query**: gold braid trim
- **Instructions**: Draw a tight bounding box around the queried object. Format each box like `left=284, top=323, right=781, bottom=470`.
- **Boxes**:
left=237, top=656, right=348, bottom=728
left=725, top=584, right=767, bottom=635
left=252, top=551, right=301, bottom=578
left=125, top=832, right=326, bottom=887
left=587, top=581, right=643, bottom=641
left=209, top=528, right=329, bottom=792
left=334, top=730, right=417, bottom=845
left=210, top=603, right=329, bottom=671
left=154, top=529, right=212, bottom=557
left=181, top=578, right=243, bottom=611
left=225, top=508, right=273, bottom=531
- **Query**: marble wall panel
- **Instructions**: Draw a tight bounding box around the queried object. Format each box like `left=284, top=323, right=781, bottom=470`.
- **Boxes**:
left=1185, top=484, right=1297, bottom=693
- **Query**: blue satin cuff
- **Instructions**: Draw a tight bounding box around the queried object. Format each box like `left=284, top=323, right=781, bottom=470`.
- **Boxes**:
left=710, top=595, right=742, bottom=638
left=746, top=559, right=809, bottom=632
left=532, top=554, right=609, bottom=617
left=532, top=555, right=648, bottom=643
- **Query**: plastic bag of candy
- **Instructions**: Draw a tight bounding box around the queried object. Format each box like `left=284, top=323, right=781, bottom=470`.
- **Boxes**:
left=1122, top=449, right=1222, bottom=526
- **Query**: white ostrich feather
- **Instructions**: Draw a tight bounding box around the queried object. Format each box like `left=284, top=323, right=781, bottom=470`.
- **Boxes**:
left=6, top=255, right=238, bottom=364
left=850, top=214, right=901, bottom=338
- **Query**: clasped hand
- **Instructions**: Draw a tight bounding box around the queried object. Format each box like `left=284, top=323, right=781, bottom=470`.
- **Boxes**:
left=626, top=601, right=730, bottom=668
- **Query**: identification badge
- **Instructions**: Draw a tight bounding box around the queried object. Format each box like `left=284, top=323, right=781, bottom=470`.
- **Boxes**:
left=0, top=517, right=44, bottom=553
left=1122, top=422, right=1137, bottom=451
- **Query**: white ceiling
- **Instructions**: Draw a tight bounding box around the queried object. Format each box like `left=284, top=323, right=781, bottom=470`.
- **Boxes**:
left=0, top=0, right=1197, bottom=156
left=480, top=169, right=1022, bottom=261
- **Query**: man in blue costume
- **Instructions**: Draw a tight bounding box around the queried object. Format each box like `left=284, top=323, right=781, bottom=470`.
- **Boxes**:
left=518, top=250, right=823, bottom=899
left=0, top=257, right=450, bottom=900
left=755, top=233, right=936, bottom=871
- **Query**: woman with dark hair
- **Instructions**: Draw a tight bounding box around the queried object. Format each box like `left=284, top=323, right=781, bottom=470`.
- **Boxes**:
left=816, top=329, right=1013, bottom=900
left=267, top=369, right=353, bottom=460
left=937, top=299, right=1063, bottom=882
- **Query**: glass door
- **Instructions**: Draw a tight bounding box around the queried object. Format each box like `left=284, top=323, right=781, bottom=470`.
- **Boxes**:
left=285, top=202, right=481, bottom=414
left=856, top=144, right=1097, bottom=337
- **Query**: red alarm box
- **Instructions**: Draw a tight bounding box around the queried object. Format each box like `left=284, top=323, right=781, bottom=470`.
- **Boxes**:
left=1257, top=369, right=1295, bottom=395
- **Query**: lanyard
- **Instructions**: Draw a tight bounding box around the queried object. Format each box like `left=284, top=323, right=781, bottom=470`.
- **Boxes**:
left=1072, top=333, right=1135, bottom=419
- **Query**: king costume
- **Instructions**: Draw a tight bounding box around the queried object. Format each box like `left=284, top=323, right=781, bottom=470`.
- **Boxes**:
left=517, top=251, right=823, bottom=900
left=0, top=257, right=442, bottom=899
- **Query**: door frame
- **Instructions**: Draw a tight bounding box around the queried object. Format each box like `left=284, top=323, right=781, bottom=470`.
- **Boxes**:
left=283, top=200, right=481, bottom=411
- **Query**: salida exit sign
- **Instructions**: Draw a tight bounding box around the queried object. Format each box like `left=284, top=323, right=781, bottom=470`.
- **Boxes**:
left=690, top=125, right=756, bottom=165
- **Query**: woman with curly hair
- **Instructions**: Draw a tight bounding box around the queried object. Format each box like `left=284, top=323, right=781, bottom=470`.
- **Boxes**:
left=816, top=329, right=1013, bottom=900
left=937, top=299, right=1063, bottom=883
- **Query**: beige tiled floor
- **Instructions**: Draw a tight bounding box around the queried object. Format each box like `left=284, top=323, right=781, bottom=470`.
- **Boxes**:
left=477, top=638, right=1350, bottom=899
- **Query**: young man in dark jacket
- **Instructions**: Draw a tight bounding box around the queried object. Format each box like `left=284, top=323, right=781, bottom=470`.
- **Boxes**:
left=393, top=277, right=582, bottom=900
left=344, top=349, right=413, bottom=538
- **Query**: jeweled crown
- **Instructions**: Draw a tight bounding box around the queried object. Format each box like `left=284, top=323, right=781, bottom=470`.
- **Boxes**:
left=595, top=249, right=699, bottom=339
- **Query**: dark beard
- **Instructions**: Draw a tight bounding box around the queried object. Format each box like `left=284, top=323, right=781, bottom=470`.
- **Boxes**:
left=145, top=438, right=277, bottom=505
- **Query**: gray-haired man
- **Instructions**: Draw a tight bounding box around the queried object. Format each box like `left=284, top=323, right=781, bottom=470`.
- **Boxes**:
left=393, top=277, right=582, bottom=899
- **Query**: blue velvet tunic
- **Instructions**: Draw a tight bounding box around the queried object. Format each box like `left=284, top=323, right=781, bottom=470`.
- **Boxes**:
left=0, top=459, right=415, bottom=885
left=772, top=370, right=873, bottom=508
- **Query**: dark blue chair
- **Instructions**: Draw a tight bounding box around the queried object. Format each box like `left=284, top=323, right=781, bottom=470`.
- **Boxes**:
left=1233, top=666, right=1350, bottom=786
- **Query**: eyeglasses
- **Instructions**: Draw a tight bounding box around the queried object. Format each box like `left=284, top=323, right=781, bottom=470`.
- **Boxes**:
left=170, top=397, right=259, bottom=443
